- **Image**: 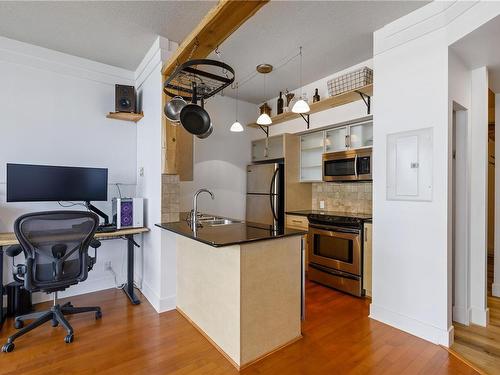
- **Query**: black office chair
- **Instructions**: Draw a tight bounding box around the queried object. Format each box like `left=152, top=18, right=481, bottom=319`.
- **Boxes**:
left=1, top=211, right=103, bottom=353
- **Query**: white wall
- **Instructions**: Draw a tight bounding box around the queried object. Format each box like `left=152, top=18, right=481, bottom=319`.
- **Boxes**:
left=469, top=67, right=489, bottom=326
left=448, top=50, right=471, bottom=326
left=370, top=1, right=500, bottom=347
left=179, top=95, right=260, bottom=220
left=135, top=37, right=178, bottom=312
left=495, top=93, right=500, bottom=297
left=0, top=36, right=138, bottom=303
left=371, top=27, right=451, bottom=346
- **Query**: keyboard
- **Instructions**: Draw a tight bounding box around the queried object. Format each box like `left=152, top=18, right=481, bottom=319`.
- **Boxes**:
left=96, top=224, right=117, bottom=233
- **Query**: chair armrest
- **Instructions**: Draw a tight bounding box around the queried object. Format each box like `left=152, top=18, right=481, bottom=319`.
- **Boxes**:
left=6, top=244, right=23, bottom=258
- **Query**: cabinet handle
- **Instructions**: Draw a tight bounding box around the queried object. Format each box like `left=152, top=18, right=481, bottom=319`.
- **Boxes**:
left=292, top=220, right=302, bottom=223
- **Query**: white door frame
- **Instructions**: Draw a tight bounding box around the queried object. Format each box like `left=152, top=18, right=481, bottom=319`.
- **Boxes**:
left=451, top=102, right=471, bottom=326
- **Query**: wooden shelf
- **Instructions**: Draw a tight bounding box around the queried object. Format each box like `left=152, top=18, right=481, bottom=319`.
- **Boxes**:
left=247, top=84, right=373, bottom=128
left=106, top=112, right=144, bottom=123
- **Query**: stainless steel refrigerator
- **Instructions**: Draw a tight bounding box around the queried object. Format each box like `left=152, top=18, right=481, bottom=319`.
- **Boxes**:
left=246, top=163, right=284, bottom=227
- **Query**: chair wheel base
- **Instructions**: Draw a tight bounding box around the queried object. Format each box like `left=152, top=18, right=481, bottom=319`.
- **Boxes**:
left=51, top=320, right=59, bottom=327
left=2, top=343, right=15, bottom=353
left=64, top=334, right=74, bottom=344
left=95, top=311, right=102, bottom=320
left=14, top=320, right=23, bottom=329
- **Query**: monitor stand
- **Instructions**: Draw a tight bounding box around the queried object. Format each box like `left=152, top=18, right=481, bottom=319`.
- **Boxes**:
left=85, top=201, right=110, bottom=225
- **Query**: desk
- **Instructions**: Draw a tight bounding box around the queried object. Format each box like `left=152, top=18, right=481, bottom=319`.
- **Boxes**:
left=0, top=227, right=149, bottom=329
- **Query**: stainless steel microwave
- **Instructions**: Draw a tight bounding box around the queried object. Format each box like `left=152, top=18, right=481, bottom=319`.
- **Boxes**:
left=322, top=148, right=372, bottom=182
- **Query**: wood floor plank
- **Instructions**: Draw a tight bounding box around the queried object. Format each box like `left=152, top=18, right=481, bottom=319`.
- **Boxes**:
left=0, top=281, right=476, bottom=374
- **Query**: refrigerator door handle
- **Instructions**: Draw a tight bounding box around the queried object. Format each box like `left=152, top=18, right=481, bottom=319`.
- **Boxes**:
left=269, top=167, right=279, bottom=221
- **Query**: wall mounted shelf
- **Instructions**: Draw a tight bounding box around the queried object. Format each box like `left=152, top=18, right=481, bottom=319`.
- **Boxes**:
left=106, top=112, right=144, bottom=123
left=247, top=84, right=373, bottom=133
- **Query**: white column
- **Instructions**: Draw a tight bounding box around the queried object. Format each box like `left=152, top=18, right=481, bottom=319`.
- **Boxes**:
left=494, top=93, right=500, bottom=297
left=469, top=67, right=489, bottom=326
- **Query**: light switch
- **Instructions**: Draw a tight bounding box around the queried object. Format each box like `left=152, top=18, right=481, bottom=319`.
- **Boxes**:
left=319, top=200, right=325, bottom=209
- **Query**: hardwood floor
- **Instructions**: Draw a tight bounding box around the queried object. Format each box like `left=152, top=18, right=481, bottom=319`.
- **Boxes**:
left=0, top=281, right=477, bottom=375
left=452, top=255, right=500, bottom=375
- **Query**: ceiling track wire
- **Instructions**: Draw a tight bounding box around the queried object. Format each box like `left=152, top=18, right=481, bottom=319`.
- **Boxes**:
left=235, top=49, right=301, bottom=90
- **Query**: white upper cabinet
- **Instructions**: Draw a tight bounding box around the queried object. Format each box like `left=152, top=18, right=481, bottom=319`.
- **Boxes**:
left=299, top=121, right=373, bottom=183
left=251, top=135, right=284, bottom=162
left=349, top=122, right=373, bottom=149
left=300, top=132, right=324, bottom=182
left=325, top=126, right=348, bottom=153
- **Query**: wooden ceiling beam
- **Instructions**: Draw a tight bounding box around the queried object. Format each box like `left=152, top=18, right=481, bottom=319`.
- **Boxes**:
left=161, top=0, right=269, bottom=78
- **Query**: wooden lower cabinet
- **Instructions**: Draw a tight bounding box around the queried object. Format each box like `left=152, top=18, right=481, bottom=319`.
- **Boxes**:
left=286, top=215, right=309, bottom=272
left=363, top=222, right=373, bottom=297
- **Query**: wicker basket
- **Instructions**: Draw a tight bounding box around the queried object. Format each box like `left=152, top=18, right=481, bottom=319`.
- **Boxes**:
left=327, top=67, right=373, bottom=97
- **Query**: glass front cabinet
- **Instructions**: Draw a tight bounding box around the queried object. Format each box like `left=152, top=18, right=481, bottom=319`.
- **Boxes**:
left=300, top=121, right=372, bottom=182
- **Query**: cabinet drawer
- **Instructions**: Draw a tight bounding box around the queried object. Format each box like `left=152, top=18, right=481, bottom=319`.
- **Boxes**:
left=286, top=215, right=309, bottom=230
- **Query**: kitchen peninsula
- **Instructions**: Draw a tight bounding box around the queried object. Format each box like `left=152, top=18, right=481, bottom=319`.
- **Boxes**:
left=156, top=215, right=306, bottom=369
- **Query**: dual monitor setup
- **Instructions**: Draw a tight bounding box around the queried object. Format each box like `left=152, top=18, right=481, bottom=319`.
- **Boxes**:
left=6, top=163, right=143, bottom=231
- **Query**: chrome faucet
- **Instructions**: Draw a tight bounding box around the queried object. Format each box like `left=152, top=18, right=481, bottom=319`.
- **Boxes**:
left=191, top=188, right=215, bottom=228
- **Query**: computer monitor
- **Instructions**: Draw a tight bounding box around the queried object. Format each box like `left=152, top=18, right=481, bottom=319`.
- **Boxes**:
left=6, top=163, right=108, bottom=203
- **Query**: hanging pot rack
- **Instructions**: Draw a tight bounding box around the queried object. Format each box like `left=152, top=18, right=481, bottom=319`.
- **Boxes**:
left=163, top=59, right=235, bottom=102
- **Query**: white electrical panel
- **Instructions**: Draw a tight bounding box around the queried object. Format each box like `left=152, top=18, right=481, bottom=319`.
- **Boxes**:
left=387, top=127, right=433, bottom=201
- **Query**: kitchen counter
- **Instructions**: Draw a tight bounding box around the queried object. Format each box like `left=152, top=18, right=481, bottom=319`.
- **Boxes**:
left=157, top=213, right=305, bottom=369
left=286, top=210, right=372, bottom=221
left=156, top=216, right=306, bottom=247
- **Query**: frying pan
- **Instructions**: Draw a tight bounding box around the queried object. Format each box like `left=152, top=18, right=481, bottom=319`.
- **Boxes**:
left=180, top=82, right=212, bottom=137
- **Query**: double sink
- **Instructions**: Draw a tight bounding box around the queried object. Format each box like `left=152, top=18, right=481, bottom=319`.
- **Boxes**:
left=196, top=214, right=242, bottom=227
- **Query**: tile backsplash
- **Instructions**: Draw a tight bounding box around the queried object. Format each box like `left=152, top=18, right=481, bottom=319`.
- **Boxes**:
left=312, top=182, right=372, bottom=214
left=162, top=174, right=180, bottom=223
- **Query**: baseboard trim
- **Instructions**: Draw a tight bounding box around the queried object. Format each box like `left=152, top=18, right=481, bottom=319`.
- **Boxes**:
left=452, top=305, right=470, bottom=325
left=492, top=283, right=500, bottom=297
left=470, top=306, right=489, bottom=327
left=140, top=281, right=175, bottom=313
left=176, top=306, right=302, bottom=370
left=370, top=303, right=453, bottom=346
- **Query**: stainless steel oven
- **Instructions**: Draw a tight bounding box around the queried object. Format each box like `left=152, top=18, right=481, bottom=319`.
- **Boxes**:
left=308, top=213, right=367, bottom=296
left=322, top=148, right=372, bottom=182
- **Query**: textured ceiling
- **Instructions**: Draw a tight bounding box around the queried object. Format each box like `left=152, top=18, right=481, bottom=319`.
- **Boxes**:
left=213, top=1, right=427, bottom=103
left=0, top=1, right=216, bottom=70
left=0, top=1, right=428, bottom=102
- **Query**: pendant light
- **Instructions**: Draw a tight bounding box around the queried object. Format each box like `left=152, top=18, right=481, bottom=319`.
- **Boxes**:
left=230, top=83, right=244, bottom=132
left=256, top=64, right=273, bottom=125
left=292, top=46, right=310, bottom=114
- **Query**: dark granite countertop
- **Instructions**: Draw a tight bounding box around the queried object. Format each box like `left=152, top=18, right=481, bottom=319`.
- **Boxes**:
left=286, top=210, right=372, bottom=221
left=156, top=214, right=306, bottom=247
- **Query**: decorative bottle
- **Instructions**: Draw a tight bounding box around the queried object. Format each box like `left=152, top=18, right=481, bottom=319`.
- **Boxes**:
left=277, top=91, right=284, bottom=115
left=313, top=88, right=320, bottom=103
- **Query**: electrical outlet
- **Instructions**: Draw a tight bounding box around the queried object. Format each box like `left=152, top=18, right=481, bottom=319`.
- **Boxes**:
left=139, top=167, right=144, bottom=177
left=104, top=261, right=112, bottom=270
left=319, top=200, right=325, bottom=209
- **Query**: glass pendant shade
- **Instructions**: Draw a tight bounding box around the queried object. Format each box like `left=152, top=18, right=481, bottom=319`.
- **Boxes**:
left=230, top=121, right=244, bottom=132
left=292, top=98, right=310, bottom=114
left=256, top=113, right=272, bottom=125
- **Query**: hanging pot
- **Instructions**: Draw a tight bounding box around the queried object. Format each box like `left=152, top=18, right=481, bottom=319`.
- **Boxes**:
left=180, top=82, right=212, bottom=137
left=164, top=96, right=187, bottom=123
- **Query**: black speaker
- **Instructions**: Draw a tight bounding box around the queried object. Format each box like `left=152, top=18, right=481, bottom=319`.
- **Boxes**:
left=115, top=84, right=136, bottom=113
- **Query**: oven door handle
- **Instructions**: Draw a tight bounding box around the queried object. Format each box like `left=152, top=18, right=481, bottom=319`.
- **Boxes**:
left=310, top=224, right=361, bottom=234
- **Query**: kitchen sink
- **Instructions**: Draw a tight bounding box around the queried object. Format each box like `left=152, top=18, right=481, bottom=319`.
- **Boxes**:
left=198, top=217, right=241, bottom=226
